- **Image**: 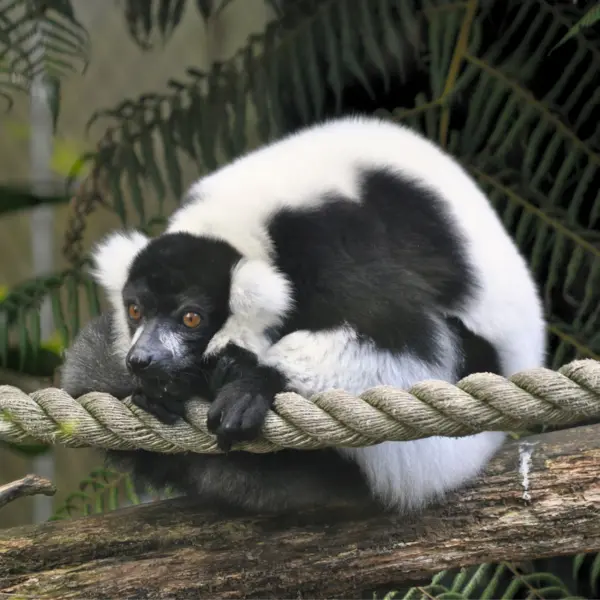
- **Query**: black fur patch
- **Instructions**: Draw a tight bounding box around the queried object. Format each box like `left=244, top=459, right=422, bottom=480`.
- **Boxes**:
left=267, top=167, right=476, bottom=362
left=124, top=232, right=241, bottom=336
left=447, top=317, right=503, bottom=379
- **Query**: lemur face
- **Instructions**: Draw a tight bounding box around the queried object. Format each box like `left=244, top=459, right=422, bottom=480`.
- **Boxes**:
left=121, top=232, right=241, bottom=401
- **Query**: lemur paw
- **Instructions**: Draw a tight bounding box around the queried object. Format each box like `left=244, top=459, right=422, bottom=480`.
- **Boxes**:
left=131, top=390, right=187, bottom=425
left=207, top=378, right=274, bottom=451
left=207, top=343, right=287, bottom=451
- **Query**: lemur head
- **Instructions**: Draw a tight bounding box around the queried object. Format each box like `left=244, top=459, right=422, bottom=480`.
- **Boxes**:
left=92, top=231, right=240, bottom=398
left=91, top=230, right=293, bottom=400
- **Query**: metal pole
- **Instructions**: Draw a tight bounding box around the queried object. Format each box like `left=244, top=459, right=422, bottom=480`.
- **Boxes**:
left=28, top=52, right=56, bottom=526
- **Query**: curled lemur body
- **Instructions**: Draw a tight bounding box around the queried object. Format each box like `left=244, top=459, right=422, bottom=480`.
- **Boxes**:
left=61, top=115, right=546, bottom=513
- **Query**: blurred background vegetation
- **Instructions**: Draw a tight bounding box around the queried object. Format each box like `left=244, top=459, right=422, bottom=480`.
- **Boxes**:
left=0, top=0, right=599, bottom=597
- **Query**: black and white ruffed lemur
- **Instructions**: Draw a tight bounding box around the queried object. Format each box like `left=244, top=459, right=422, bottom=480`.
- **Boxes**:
left=60, top=115, right=546, bottom=513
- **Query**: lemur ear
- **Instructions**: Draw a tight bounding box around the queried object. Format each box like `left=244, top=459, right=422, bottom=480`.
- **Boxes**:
left=229, top=259, right=294, bottom=326
left=90, top=230, right=150, bottom=295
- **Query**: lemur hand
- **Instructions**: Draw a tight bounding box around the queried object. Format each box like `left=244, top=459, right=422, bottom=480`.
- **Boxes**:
left=207, top=343, right=286, bottom=451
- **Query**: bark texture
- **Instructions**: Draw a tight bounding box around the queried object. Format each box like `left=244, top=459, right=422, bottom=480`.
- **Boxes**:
left=1, top=424, right=599, bottom=599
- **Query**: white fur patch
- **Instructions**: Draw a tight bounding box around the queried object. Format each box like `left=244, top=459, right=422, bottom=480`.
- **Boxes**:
left=346, top=431, right=506, bottom=512
left=91, top=230, right=150, bottom=296
left=130, top=324, right=145, bottom=347
left=204, top=259, right=294, bottom=357
left=167, top=137, right=363, bottom=261
left=261, top=323, right=457, bottom=397
left=90, top=230, right=149, bottom=354
left=260, top=324, right=505, bottom=511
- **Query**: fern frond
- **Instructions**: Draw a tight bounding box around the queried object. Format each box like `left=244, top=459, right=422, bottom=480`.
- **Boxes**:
left=589, top=553, right=600, bottom=596
left=572, top=551, right=600, bottom=597
left=77, top=0, right=429, bottom=233
left=50, top=467, right=140, bottom=520
left=0, top=268, right=101, bottom=371
left=122, top=0, right=188, bottom=50
left=553, top=1, right=600, bottom=49
left=0, top=0, right=89, bottom=108
left=52, top=466, right=178, bottom=520
left=119, top=0, right=285, bottom=50
left=392, top=562, right=582, bottom=600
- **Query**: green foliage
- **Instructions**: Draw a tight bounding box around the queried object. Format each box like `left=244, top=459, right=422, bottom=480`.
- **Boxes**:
left=0, top=439, right=51, bottom=457
left=0, top=182, right=69, bottom=216
left=0, top=267, right=101, bottom=370
left=121, top=0, right=285, bottom=50
left=50, top=467, right=141, bottom=520
left=382, top=563, right=584, bottom=600
left=573, top=552, right=600, bottom=598
left=5, top=118, right=92, bottom=177
left=0, top=0, right=89, bottom=109
left=50, top=466, right=176, bottom=520
left=554, top=2, right=600, bottom=49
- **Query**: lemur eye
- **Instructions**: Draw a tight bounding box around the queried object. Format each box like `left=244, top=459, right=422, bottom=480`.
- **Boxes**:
left=182, top=312, right=202, bottom=328
left=128, top=303, right=142, bottom=321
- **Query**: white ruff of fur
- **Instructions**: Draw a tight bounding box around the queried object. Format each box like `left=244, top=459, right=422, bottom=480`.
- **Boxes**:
left=204, top=259, right=294, bottom=357
left=90, top=230, right=150, bottom=356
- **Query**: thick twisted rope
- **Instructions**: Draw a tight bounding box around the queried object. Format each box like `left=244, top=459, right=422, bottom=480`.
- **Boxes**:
left=1, top=359, right=599, bottom=454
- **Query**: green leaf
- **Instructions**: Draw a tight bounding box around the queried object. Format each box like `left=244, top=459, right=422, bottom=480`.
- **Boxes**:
left=121, top=0, right=193, bottom=48
left=124, top=0, right=154, bottom=49
left=552, top=2, right=600, bottom=51
left=0, top=183, right=69, bottom=216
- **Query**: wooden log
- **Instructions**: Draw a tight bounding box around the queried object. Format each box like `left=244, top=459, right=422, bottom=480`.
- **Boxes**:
left=1, top=424, right=599, bottom=599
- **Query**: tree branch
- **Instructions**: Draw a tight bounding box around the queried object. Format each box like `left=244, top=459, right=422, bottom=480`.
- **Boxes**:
left=1, top=424, right=599, bottom=599
left=0, top=475, right=56, bottom=510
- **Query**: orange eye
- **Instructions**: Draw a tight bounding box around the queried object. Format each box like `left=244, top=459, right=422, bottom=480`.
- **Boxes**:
left=182, top=312, right=201, bottom=328
left=128, top=303, right=142, bottom=321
